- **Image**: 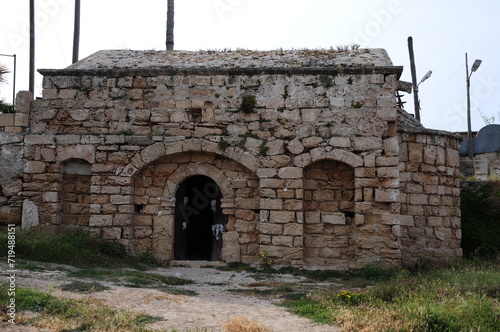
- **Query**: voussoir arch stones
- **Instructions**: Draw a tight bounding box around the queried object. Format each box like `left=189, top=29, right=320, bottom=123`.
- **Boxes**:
left=161, top=163, right=234, bottom=207
left=119, top=138, right=260, bottom=177
left=294, top=147, right=364, bottom=168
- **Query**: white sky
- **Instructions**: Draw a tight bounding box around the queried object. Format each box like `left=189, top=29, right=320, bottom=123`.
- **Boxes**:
left=1, top=0, right=500, bottom=132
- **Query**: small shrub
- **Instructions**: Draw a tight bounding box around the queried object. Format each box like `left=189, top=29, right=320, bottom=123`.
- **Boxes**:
left=218, top=137, right=230, bottom=151
left=61, top=281, right=109, bottom=293
left=0, top=100, right=15, bottom=113
left=100, top=241, right=126, bottom=258
left=240, top=95, right=257, bottom=113
left=461, top=180, right=500, bottom=258
left=223, top=315, right=270, bottom=332
left=258, top=249, right=272, bottom=269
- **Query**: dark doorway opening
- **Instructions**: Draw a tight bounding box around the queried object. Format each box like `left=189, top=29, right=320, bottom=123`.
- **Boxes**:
left=174, top=175, right=224, bottom=261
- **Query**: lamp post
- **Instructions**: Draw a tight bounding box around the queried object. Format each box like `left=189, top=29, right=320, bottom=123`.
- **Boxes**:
left=466, top=53, right=482, bottom=160
left=0, top=53, right=16, bottom=106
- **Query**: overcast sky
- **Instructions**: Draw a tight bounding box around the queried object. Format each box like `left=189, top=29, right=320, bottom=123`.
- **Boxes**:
left=1, top=0, right=499, bottom=132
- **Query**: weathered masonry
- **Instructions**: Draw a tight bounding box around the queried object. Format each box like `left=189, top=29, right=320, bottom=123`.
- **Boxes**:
left=0, top=49, right=462, bottom=268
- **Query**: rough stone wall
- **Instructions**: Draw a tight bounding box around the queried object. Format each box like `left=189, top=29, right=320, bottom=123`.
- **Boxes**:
left=0, top=91, right=32, bottom=226
left=0, top=133, right=24, bottom=224
left=398, top=127, right=462, bottom=266
left=1, top=49, right=463, bottom=268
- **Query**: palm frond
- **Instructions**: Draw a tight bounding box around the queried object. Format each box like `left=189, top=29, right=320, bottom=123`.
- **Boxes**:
left=0, top=63, right=10, bottom=84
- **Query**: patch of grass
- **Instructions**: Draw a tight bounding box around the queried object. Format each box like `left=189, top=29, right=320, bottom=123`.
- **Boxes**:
left=1, top=286, right=166, bottom=330
left=282, top=261, right=500, bottom=332
left=0, top=284, right=55, bottom=312
left=159, top=287, right=198, bottom=296
left=61, top=281, right=110, bottom=293
left=218, top=137, right=230, bottom=151
left=0, top=228, right=164, bottom=269
left=217, top=262, right=256, bottom=272
left=224, top=315, right=270, bottom=332
left=281, top=296, right=335, bottom=325
left=240, top=95, right=257, bottom=113
left=68, top=267, right=195, bottom=296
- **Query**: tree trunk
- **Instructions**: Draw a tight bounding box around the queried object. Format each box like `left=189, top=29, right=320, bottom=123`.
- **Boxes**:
left=166, top=0, right=174, bottom=50
left=72, top=0, right=81, bottom=63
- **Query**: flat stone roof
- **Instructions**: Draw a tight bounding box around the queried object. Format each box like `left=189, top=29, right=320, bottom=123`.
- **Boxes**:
left=66, top=48, right=394, bottom=70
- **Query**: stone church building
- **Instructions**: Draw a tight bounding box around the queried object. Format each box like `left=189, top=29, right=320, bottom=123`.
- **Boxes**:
left=0, top=49, right=462, bottom=269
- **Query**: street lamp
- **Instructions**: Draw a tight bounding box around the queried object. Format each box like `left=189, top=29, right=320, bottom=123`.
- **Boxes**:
left=419, top=70, right=433, bottom=85
left=466, top=53, right=482, bottom=159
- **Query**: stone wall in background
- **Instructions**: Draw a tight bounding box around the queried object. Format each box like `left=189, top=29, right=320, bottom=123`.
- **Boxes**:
left=398, top=127, right=462, bottom=266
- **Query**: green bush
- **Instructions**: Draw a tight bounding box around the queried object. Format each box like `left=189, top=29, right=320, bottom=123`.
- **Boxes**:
left=0, top=228, right=138, bottom=267
left=100, top=241, right=126, bottom=258
left=461, top=181, right=500, bottom=258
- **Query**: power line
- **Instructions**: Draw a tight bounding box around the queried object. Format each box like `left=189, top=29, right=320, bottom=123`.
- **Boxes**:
left=420, top=63, right=465, bottom=91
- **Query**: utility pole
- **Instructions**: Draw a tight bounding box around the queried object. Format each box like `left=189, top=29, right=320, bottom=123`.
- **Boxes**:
left=408, top=36, right=420, bottom=122
left=29, top=0, right=35, bottom=94
left=166, top=0, right=174, bottom=50
left=72, top=0, right=81, bottom=63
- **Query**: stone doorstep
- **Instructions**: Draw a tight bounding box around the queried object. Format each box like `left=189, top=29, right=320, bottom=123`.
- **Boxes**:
left=170, top=260, right=225, bottom=268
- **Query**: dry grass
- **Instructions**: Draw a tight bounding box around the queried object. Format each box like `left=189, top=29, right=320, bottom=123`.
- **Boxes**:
left=334, top=306, right=413, bottom=332
left=223, top=315, right=270, bottom=332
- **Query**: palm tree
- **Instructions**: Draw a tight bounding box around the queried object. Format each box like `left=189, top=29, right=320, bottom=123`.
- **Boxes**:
left=0, top=63, right=9, bottom=84
left=166, top=0, right=174, bottom=50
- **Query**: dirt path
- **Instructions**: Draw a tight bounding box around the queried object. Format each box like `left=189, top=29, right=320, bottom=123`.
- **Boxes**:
left=2, top=261, right=341, bottom=332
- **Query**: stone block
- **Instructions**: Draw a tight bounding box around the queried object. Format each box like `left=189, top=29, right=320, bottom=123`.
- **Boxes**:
left=14, top=113, right=29, bottom=127
left=329, top=137, right=351, bottom=148
left=89, top=215, right=113, bottom=227
left=283, top=223, right=302, bottom=236
left=21, top=200, right=39, bottom=230
left=375, top=189, right=400, bottom=202
left=24, top=161, right=46, bottom=173
left=352, top=137, right=382, bottom=151
left=270, top=211, right=295, bottom=223
left=133, top=215, right=153, bottom=226
left=286, top=138, right=304, bottom=155
left=15, top=91, right=33, bottom=113
left=102, top=228, right=122, bottom=240
left=56, top=145, right=95, bottom=164
left=322, top=212, right=346, bottom=225
left=266, top=139, right=285, bottom=155
left=260, top=198, right=283, bottom=210
left=42, top=192, right=58, bottom=203
left=222, top=231, right=241, bottom=262
left=304, top=211, right=321, bottom=224
left=278, top=167, right=302, bottom=179
left=0, top=114, right=14, bottom=126
left=260, top=223, right=283, bottom=235
left=302, top=137, right=323, bottom=148
left=408, top=143, right=423, bottom=163
left=234, top=220, right=256, bottom=233
left=272, top=236, right=294, bottom=247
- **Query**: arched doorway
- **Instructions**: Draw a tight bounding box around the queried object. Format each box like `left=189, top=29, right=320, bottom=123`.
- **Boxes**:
left=174, top=175, right=225, bottom=261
